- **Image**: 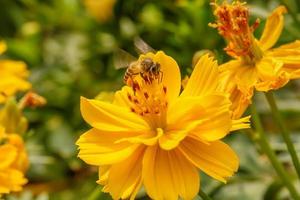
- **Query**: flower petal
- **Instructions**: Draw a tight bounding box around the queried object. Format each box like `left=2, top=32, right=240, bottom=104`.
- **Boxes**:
left=8, top=134, right=29, bottom=172
left=259, top=6, right=287, bottom=51
left=80, top=97, right=150, bottom=132
left=179, top=137, right=239, bottom=183
left=153, top=51, right=181, bottom=102
left=166, top=95, right=232, bottom=146
left=143, top=145, right=200, bottom=200
left=113, top=86, right=132, bottom=107
left=219, top=59, right=257, bottom=101
left=256, top=57, right=282, bottom=79
left=255, top=58, right=289, bottom=91
left=0, top=169, right=27, bottom=193
left=116, top=128, right=163, bottom=146
left=181, top=54, right=219, bottom=97
left=234, top=65, right=258, bottom=94
left=231, top=116, right=251, bottom=131
left=274, top=40, right=300, bottom=50
left=267, top=44, right=300, bottom=79
left=159, top=129, right=190, bottom=150
left=76, top=128, right=140, bottom=165
left=104, top=146, right=145, bottom=200
left=0, top=144, right=17, bottom=170
left=218, top=63, right=253, bottom=119
left=97, top=166, right=110, bottom=185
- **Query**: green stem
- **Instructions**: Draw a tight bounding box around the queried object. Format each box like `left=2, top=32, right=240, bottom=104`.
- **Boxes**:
left=199, top=189, right=213, bottom=200
left=251, top=104, right=300, bottom=200
left=87, top=186, right=103, bottom=200
left=265, top=92, right=300, bottom=179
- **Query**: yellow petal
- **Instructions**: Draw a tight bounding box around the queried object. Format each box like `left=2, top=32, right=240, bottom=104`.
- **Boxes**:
left=80, top=97, right=150, bottom=132
left=267, top=44, right=300, bottom=79
left=104, top=146, right=144, bottom=200
left=159, top=129, right=190, bottom=150
left=97, top=166, right=110, bottom=185
left=181, top=54, right=219, bottom=97
left=113, top=86, right=133, bottom=107
left=0, top=144, right=17, bottom=169
left=0, top=60, right=29, bottom=78
left=218, top=60, right=253, bottom=119
left=152, top=51, right=181, bottom=102
left=219, top=59, right=256, bottom=100
left=0, top=169, right=27, bottom=194
left=259, top=6, right=287, bottom=51
left=0, top=77, right=31, bottom=104
left=117, top=128, right=163, bottom=146
left=179, top=137, right=239, bottom=183
left=234, top=65, right=258, bottom=95
left=219, top=59, right=242, bottom=73
left=77, top=128, right=141, bottom=165
left=231, top=116, right=251, bottom=131
left=143, top=145, right=200, bottom=200
left=8, top=134, right=29, bottom=172
left=274, top=40, right=300, bottom=50
left=255, top=58, right=289, bottom=91
left=166, top=95, right=232, bottom=144
left=256, top=57, right=282, bottom=79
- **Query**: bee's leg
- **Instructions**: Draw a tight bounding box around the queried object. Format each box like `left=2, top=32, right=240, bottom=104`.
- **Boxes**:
left=141, top=72, right=150, bottom=83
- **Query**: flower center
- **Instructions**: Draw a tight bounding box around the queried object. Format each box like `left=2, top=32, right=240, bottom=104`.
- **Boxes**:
left=210, top=1, right=263, bottom=65
left=125, top=58, right=168, bottom=129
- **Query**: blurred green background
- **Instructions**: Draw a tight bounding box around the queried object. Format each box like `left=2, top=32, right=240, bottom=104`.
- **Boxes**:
left=1, top=0, right=300, bottom=199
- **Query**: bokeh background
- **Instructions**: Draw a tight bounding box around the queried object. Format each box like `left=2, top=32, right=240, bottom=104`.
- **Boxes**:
left=1, top=0, right=300, bottom=199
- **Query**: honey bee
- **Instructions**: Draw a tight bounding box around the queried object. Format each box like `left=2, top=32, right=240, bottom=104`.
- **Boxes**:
left=124, top=57, right=161, bottom=84
left=114, top=37, right=162, bottom=85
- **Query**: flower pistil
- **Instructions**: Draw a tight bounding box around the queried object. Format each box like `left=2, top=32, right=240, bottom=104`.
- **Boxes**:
left=210, top=1, right=263, bottom=64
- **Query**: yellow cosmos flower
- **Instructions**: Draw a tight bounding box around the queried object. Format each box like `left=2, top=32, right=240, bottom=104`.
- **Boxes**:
left=77, top=51, right=250, bottom=200
left=0, top=126, right=28, bottom=194
left=218, top=69, right=253, bottom=119
left=83, top=0, right=117, bottom=23
left=0, top=42, right=31, bottom=103
left=211, top=1, right=300, bottom=115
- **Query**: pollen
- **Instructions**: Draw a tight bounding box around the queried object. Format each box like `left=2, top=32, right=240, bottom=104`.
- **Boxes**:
left=126, top=71, right=168, bottom=128
left=210, top=0, right=263, bottom=64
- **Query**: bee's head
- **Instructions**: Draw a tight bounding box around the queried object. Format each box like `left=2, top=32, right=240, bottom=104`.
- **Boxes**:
left=141, top=58, right=154, bottom=70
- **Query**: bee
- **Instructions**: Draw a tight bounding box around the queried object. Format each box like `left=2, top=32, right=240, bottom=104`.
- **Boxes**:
left=114, top=37, right=162, bottom=85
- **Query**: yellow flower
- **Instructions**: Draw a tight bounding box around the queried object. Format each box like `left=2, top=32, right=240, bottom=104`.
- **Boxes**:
left=0, top=126, right=28, bottom=194
left=0, top=42, right=31, bottom=103
left=77, top=51, right=250, bottom=200
left=210, top=1, right=300, bottom=117
left=218, top=69, right=253, bottom=119
left=83, top=0, right=117, bottom=23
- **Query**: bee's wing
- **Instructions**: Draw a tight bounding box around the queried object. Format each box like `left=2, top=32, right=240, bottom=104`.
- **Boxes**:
left=113, top=48, right=137, bottom=69
left=134, top=37, right=156, bottom=54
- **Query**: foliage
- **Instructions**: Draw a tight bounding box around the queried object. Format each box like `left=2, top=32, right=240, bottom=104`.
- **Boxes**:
left=1, top=0, right=300, bottom=199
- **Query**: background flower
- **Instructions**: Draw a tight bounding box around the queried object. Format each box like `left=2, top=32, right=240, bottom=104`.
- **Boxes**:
left=0, top=41, right=31, bottom=103
left=213, top=2, right=300, bottom=103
